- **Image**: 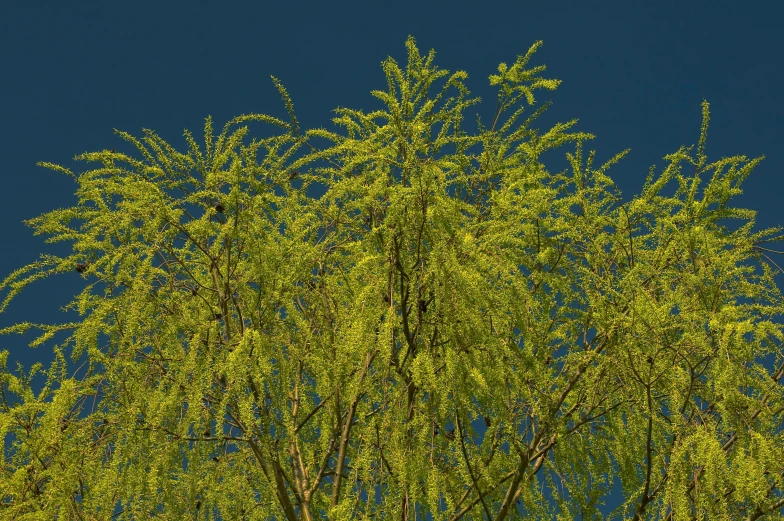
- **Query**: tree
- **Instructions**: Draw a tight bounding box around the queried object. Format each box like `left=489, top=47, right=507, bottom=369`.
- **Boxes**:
left=1, top=35, right=783, bottom=521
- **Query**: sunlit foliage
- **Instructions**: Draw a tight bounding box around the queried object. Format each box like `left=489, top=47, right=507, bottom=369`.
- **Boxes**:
left=1, top=36, right=783, bottom=520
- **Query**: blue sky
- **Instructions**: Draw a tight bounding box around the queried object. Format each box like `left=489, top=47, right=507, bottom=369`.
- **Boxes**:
left=1, top=1, right=782, bottom=518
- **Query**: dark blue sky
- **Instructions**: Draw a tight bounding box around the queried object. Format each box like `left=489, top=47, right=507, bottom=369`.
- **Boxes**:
left=1, top=1, right=782, bottom=519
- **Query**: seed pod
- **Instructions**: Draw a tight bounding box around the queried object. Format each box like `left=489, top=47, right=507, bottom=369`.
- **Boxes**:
left=215, top=203, right=225, bottom=213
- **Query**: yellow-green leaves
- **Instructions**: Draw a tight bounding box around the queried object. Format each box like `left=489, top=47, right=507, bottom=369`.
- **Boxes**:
left=488, top=40, right=560, bottom=106
left=1, top=36, right=783, bottom=521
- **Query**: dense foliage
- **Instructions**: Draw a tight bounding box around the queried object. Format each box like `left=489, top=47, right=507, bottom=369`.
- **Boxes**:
left=1, top=36, right=783, bottom=520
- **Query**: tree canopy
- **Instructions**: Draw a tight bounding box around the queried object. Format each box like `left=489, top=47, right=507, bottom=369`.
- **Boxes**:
left=1, top=36, right=783, bottom=520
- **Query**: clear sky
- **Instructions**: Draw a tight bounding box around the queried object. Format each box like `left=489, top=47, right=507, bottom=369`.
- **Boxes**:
left=1, top=1, right=782, bottom=519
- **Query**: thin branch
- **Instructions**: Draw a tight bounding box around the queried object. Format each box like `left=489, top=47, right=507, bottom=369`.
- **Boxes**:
left=294, top=395, right=332, bottom=434
left=456, top=414, right=493, bottom=521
